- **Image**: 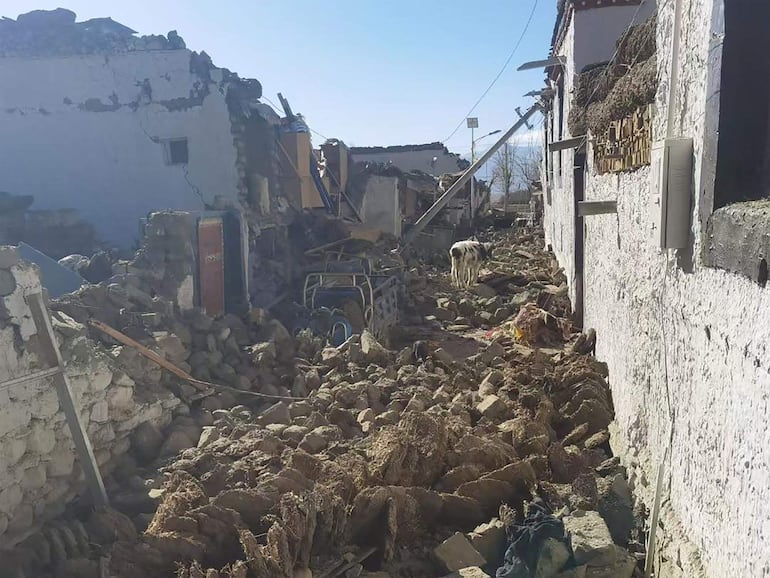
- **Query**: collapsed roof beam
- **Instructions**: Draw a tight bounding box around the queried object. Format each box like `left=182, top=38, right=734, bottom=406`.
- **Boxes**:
left=399, top=102, right=542, bottom=249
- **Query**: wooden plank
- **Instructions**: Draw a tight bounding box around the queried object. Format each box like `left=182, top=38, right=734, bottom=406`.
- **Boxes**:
left=27, top=292, right=108, bottom=508
left=198, top=217, right=225, bottom=317
left=89, top=319, right=303, bottom=401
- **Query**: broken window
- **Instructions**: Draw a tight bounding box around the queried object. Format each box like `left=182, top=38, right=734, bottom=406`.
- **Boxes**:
left=713, top=0, right=770, bottom=207
left=164, top=138, right=189, bottom=165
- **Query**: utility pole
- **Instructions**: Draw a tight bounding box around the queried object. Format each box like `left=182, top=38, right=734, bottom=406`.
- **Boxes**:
left=467, top=117, right=478, bottom=225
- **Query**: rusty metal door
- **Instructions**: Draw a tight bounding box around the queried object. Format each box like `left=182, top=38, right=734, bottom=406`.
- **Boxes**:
left=198, top=217, right=225, bottom=317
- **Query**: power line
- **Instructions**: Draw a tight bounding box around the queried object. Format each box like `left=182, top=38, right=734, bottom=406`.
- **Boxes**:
left=442, top=0, right=539, bottom=144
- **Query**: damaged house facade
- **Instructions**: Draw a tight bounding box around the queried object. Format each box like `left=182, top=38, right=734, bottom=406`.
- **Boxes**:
left=0, top=9, right=311, bottom=313
left=540, top=0, right=770, bottom=576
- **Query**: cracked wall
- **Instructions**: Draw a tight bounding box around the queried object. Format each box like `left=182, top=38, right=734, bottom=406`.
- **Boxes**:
left=0, top=248, right=179, bottom=547
left=544, top=0, right=770, bottom=576
left=0, top=49, right=241, bottom=248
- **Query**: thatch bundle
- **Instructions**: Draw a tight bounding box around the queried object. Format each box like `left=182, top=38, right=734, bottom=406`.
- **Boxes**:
left=568, top=14, right=657, bottom=136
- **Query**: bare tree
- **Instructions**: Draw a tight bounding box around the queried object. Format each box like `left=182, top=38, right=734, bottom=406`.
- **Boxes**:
left=491, top=143, right=516, bottom=212
left=512, top=146, right=541, bottom=192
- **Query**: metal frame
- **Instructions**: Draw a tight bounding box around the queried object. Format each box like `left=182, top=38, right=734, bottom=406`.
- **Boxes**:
left=25, top=292, right=108, bottom=507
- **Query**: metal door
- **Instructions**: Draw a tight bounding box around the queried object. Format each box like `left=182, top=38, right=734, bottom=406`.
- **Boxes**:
left=198, top=217, right=225, bottom=316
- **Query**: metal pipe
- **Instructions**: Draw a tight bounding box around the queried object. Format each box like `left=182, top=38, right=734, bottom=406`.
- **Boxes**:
left=400, top=102, right=542, bottom=249
left=666, top=0, right=683, bottom=138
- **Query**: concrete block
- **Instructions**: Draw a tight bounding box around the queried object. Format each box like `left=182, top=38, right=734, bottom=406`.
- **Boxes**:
left=435, top=533, right=486, bottom=572
left=468, top=518, right=506, bottom=564
left=564, top=510, right=617, bottom=566
left=477, top=395, right=506, bottom=419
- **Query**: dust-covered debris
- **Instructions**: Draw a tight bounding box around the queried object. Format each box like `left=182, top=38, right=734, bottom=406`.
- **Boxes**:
left=5, top=226, right=645, bottom=578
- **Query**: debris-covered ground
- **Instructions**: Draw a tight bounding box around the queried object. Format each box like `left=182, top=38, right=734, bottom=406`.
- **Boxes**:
left=8, top=226, right=646, bottom=578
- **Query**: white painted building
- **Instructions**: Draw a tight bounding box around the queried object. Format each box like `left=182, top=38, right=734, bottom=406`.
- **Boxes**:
left=541, top=0, right=770, bottom=576
left=0, top=9, right=278, bottom=249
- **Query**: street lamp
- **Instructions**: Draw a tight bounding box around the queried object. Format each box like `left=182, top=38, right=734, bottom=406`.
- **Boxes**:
left=468, top=124, right=501, bottom=224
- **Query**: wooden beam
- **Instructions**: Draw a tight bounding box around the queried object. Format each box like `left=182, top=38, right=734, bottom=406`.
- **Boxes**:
left=578, top=200, right=618, bottom=216
left=548, top=136, right=586, bottom=152
left=27, top=292, right=108, bottom=508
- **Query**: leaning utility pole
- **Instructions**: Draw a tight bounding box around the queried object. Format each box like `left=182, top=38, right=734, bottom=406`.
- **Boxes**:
left=400, top=102, right=542, bottom=249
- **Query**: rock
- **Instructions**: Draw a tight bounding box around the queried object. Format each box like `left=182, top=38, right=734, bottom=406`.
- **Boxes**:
left=434, top=533, right=486, bottom=572
left=159, top=430, right=195, bottom=457
left=260, top=401, right=291, bottom=425
left=584, top=431, right=610, bottom=449
left=361, top=330, right=389, bottom=365
left=434, top=348, right=455, bottom=366
left=477, top=395, right=506, bottom=420
left=583, top=546, right=635, bottom=578
left=283, top=425, right=310, bottom=444
left=563, top=510, right=617, bottom=567
left=294, top=569, right=313, bottom=578
left=534, top=538, right=571, bottom=577
left=0, top=270, right=16, bottom=296
left=597, top=474, right=634, bottom=545
left=563, top=423, right=590, bottom=446
left=481, top=341, right=506, bottom=364
left=472, top=283, right=497, bottom=298
left=357, top=408, right=375, bottom=424
left=154, top=332, right=188, bottom=364
left=130, top=422, right=163, bottom=463
left=468, top=518, right=506, bottom=564
left=441, top=569, right=490, bottom=578
left=434, top=307, right=457, bottom=322
left=482, top=369, right=504, bottom=387
left=298, top=432, right=328, bottom=454
left=0, top=246, right=19, bottom=269
left=289, top=401, right=313, bottom=418
left=197, top=426, right=220, bottom=449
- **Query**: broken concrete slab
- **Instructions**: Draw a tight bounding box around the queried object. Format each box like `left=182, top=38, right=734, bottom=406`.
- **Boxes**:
left=441, top=568, right=491, bottom=578
left=467, top=518, right=506, bottom=564
left=434, top=532, right=487, bottom=572
left=477, top=395, right=506, bottom=419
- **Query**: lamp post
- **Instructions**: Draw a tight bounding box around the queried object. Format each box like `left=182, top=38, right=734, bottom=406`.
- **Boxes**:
left=470, top=127, right=502, bottom=222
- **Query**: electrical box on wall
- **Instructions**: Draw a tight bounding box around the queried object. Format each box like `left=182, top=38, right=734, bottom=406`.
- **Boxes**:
left=650, top=138, right=693, bottom=249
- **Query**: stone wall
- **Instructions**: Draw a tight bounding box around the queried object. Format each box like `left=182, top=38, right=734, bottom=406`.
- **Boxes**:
left=0, top=248, right=178, bottom=547
left=542, top=0, right=770, bottom=576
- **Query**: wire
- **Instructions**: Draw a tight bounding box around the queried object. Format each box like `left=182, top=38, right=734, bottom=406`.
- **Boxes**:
left=442, top=0, right=539, bottom=144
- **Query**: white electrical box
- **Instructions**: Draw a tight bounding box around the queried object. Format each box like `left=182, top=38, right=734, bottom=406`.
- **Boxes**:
left=650, top=138, right=693, bottom=249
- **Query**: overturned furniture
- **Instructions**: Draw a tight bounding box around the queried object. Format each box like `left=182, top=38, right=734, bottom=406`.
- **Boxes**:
left=302, top=255, right=399, bottom=341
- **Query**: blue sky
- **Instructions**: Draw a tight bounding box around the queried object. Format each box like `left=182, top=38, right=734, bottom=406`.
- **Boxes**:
left=3, top=1, right=555, bottom=156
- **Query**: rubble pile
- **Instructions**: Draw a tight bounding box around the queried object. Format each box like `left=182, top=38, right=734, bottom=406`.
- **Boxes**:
left=0, top=8, right=188, bottom=58
left=7, top=227, right=644, bottom=578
